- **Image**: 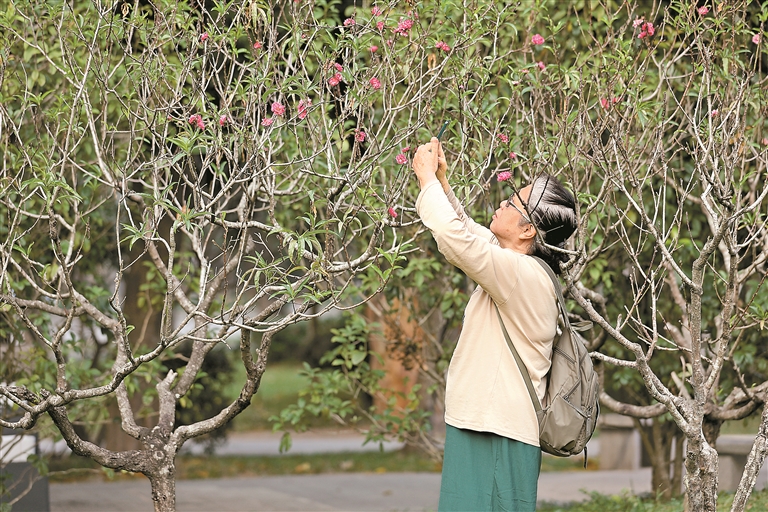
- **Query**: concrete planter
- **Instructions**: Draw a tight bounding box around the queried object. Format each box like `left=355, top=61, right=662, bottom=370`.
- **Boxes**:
left=1, top=432, right=50, bottom=512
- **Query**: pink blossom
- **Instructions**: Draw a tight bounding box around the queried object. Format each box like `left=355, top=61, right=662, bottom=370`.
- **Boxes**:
left=436, top=41, right=451, bottom=52
left=600, top=98, right=610, bottom=109
left=218, top=115, right=227, bottom=126
left=638, top=21, right=655, bottom=39
left=394, top=17, right=414, bottom=37
left=521, top=69, right=529, bottom=74
left=377, top=21, right=385, bottom=31
left=497, top=133, right=509, bottom=143
left=395, top=153, right=408, bottom=165
left=697, top=6, right=709, bottom=16
left=511, top=80, right=520, bottom=86
left=188, top=114, right=205, bottom=129
left=271, top=101, right=286, bottom=117
left=388, top=207, right=398, bottom=219
left=343, top=18, right=355, bottom=27
left=753, top=34, right=762, bottom=44
left=762, top=137, right=768, bottom=146
left=509, top=152, right=517, bottom=159
left=369, top=77, right=382, bottom=89
left=612, top=97, right=620, bottom=104
left=633, top=18, right=645, bottom=28
left=334, top=62, right=344, bottom=72
left=328, top=73, right=342, bottom=86
left=261, top=117, right=274, bottom=127
left=370, top=45, right=379, bottom=52
left=401, top=146, right=410, bottom=152
left=372, top=6, right=383, bottom=16
left=201, top=33, right=209, bottom=42
left=355, top=130, right=366, bottom=142
left=531, top=34, right=545, bottom=45
left=711, top=109, right=719, bottom=117
left=386, top=39, right=394, bottom=47
left=297, top=99, right=312, bottom=120
left=497, top=171, right=512, bottom=182
left=253, top=41, right=262, bottom=49
left=537, top=61, right=546, bottom=70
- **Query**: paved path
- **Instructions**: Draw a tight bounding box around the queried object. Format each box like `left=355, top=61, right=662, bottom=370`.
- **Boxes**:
left=50, top=468, right=652, bottom=511
left=49, top=431, right=654, bottom=511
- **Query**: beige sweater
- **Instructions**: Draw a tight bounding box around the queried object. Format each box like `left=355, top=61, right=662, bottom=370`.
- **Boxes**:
left=416, top=181, right=558, bottom=446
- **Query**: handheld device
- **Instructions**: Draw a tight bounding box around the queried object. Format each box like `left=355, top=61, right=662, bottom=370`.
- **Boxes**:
left=436, top=120, right=450, bottom=141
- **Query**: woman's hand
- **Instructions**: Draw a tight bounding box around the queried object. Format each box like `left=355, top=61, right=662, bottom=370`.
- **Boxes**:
left=436, top=142, right=449, bottom=192
left=412, top=137, right=441, bottom=189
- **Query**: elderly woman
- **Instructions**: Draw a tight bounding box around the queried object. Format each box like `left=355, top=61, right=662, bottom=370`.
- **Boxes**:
left=412, top=137, right=578, bottom=511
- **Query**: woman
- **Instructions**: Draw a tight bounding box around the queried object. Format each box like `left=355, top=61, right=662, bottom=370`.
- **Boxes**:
left=412, top=137, right=578, bottom=511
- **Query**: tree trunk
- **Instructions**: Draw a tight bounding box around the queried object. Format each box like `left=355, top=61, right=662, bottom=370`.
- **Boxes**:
left=651, top=421, right=673, bottom=500
left=703, top=416, right=723, bottom=447
left=367, top=296, right=420, bottom=413
left=672, top=430, right=684, bottom=498
left=731, top=400, right=768, bottom=512
left=636, top=417, right=683, bottom=500
left=684, top=435, right=719, bottom=512
left=147, top=465, right=176, bottom=512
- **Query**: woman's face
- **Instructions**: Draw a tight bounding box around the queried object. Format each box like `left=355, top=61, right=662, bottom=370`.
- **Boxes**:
left=490, top=185, right=535, bottom=251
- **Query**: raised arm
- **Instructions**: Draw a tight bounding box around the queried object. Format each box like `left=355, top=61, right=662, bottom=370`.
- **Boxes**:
left=414, top=138, right=493, bottom=241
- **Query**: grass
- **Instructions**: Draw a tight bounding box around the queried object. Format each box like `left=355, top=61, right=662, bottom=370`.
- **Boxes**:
left=48, top=446, right=597, bottom=484
left=538, top=489, right=768, bottom=511
left=225, top=362, right=338, bottom=431
left=541, top=454, right=600, bottom=472
left=47, top=449, right=440, bottom=483
left=721, top=415, right=761, bottom=436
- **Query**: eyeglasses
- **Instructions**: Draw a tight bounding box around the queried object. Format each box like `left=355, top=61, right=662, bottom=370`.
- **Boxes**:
left=504, top=194, right=531, bottom=224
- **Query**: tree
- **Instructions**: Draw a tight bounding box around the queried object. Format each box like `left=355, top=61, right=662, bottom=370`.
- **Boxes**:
left=277, top=1, right=768, bottom=511
left=0, top=0, right=431, bottom=509
left=557, top=3, right=768, bottom=510
left=3, top=0, right=768, bottom=510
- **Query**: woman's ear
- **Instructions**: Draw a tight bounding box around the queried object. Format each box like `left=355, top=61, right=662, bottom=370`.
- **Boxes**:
left=520, top=223, right=537, bottom=241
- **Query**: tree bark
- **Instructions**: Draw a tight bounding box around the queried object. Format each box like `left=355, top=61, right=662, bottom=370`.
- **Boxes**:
left=672, top=430, right=684, bottom=498
left=703, top=416, right=723, bottom=448
left=731, top=400, right=768, bottom=512
left=147, top=464, right=176, bottom=512
left=684, top=435, right=719, bottom=512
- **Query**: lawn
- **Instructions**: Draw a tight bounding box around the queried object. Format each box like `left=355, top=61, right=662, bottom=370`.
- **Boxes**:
left=224, top=361, right=341, bottom=431
left=47, top=449, right=439, bottom=483
left=538, top=489, right=768, bottom=511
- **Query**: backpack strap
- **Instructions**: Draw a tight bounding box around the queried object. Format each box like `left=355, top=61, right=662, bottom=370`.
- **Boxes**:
left=493, top=257, right=572, bottom=417
left=494, top=305, right=543, bottom=414
left=531, top=256, right=572, bottom=331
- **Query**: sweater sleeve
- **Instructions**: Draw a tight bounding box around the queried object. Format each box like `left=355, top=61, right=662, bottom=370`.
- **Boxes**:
left=444, top=187, right=495, bottom=242
left=416, top=181, right=519, bottom=303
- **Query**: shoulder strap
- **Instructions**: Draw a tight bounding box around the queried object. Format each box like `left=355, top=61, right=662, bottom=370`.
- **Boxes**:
left=494, top=305, right=542, bottom=414
left=531, top=257, right=571, bottom=331
left=493, top=257, right=569, bottom=415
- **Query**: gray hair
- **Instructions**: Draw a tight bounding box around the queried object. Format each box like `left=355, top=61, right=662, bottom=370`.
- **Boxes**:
left=524, top=174, right=578, bottom=274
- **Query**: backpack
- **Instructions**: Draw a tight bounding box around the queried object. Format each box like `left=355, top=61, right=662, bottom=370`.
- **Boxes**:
left=494, top=257, right=600, bottom=462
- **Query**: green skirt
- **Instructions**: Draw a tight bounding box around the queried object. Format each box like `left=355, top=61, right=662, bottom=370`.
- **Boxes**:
left=438, top=425, right=541, bottom=512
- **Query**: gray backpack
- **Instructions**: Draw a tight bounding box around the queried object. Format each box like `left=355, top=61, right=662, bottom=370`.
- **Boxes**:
left=495, top=257, right=599, bottom=461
